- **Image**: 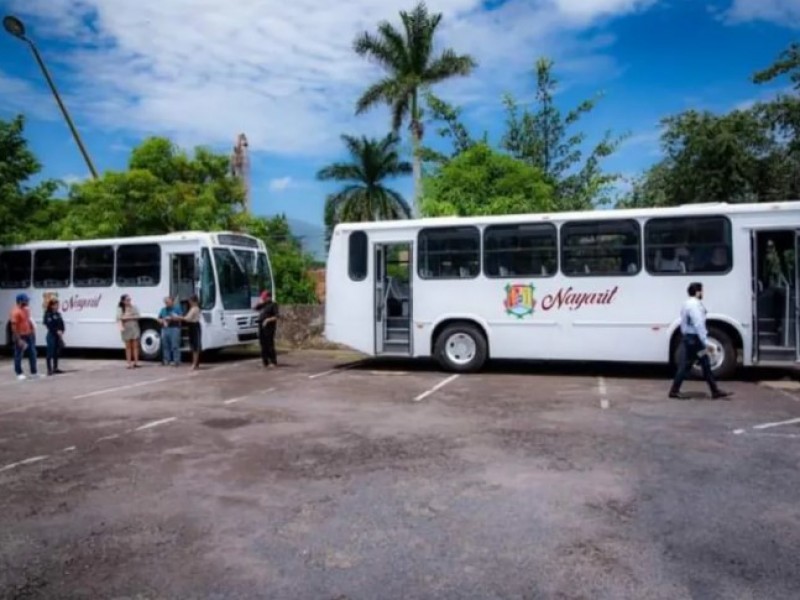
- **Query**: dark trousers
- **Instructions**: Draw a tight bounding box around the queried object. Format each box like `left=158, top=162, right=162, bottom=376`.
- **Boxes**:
left=46, top=333, right=60, bottom=373
left=671, top=334, right=719, bottom=394
left=13, top=334, right=37, bottom=376
left=259, top=327, right=277, bottom=365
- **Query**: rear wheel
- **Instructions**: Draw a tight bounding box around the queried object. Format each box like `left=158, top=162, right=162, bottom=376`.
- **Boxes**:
left=139, top=323, right=162, bottom=362
left=672, top=326, right=736, bottom=380
left=434, top=323, right=487, bottom=373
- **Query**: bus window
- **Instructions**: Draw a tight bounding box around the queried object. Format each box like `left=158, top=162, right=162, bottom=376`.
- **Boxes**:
left=212, top=248, right=250, bottom=310
left=561, top=220, right=640, bottom=276
left=645, top=216, right=732, bottom=275
left=418, top=226, right=480, bottom=279
left=255, top=252, right=272, bottom=295
left=348, top=231, right=368, bottom=281
left=200, top=248, right=216, bottom=310
left=116, top=244, right=160, bottom=287
left=34, top=248, right=72, bottom=288
left=484, top=223, right=557, bottom=277
left=0, top=251, right=32, bottom=289
left=74, top=246, right=114, bottom=287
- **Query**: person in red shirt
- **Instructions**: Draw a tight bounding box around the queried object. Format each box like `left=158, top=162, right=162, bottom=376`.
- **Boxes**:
left=10, top=293, right=38, bottom=380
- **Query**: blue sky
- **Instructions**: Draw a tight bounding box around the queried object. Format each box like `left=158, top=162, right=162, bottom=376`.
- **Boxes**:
left=1, top=0, right=797, bottom=250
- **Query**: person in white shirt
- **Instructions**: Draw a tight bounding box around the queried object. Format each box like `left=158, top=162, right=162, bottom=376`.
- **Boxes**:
left=669, top=282, right=731, bottom=399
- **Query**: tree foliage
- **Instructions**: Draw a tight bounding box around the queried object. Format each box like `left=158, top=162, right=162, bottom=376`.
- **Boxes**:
left=501, top=58, right=625, bottom=210
left=0, top=116, right=60, bottom=245
left=317, top=133, right=412, bottom=242
left=353, top=1, right=476, bottom=213
left=420, top=143, right=553, bottom=217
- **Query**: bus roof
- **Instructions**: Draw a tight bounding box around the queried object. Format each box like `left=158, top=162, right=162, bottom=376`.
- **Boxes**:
left=332, top=200, right=800, bottom=233
left=0, top=231, right=262, bottom=251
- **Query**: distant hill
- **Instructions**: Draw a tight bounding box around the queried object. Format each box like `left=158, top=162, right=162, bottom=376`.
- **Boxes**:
left=286, top=218, right=326, bottom=261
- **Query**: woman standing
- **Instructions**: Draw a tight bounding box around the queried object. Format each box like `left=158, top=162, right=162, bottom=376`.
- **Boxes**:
left=43, top=298, right=65, bottom=375
left=183, top=294, right=202, bottom=370
left=117, top=294, right=141, bottom=369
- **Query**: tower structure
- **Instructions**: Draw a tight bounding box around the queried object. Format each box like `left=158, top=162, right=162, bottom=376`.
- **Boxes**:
left=230, top=133, right=250, bottom=212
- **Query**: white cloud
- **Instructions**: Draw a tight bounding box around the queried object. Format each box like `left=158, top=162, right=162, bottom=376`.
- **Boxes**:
left=723, top=0, right=800, bottom=27
left=61, top=173, right=89, bottom=185
left=0, top=71, right=58, bottom=120
left=268, top=176, right=292, bottom=191
left=6, top=0, right=664, bottom=156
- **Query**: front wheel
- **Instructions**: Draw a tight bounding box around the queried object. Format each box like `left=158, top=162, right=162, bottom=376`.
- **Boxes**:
left=139, top=324, right=162, bottom=362
left=434, top=323, right=487, bottom=373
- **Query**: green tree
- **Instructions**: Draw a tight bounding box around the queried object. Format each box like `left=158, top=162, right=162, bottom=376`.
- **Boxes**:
left=0, top=115, right=59, bottom=245
left=60, top=137, right=245, bottom=238
left=241, top=215, right=318, bottom=304
left=420, top=142, right=554, bottom=217
left=317, top=133, right=412, bottom=235
left=418, top=91, right=481, bottom=165
left=501, top=58, right=624, bottom=210
left=753, top=42, right=800, bottom=90
left=353, top=1, right=476, bottom=214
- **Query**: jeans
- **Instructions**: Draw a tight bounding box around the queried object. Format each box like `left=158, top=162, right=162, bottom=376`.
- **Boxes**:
left=46, top=332, right=60, bottom=373
left=13, top=334, right=37, bottom=376
left=162, top=327, right=181, bottom=365
left=671, top=334, right=719, bottom=394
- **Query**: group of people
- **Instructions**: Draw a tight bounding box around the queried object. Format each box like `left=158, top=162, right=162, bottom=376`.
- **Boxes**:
left=9, top=293, right=65, bottom=380
left=116, top=294, right=202, bottom=370
left=9, top=289, right=279, bottom=379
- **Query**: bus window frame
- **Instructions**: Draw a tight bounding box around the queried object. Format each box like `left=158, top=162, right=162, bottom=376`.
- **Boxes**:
left=0, top=250, right=33, bottom=289
left=417, top=225, right=482, bottom=280
left=644, top=215, right=733, bottom=277
left=348, top=231, right=368, bottom=282
left=33, top=247, right=73, bottom=289
left=560, top=218, right=642, bottom=278
left=483, top=222, right=558, bottom=279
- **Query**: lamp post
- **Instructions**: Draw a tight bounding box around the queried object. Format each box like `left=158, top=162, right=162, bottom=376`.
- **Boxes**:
left=3, top=15, right=98, bottom=179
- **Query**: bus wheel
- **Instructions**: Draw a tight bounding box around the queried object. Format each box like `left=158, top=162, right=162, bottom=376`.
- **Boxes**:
left=672, top=326, right=736, bottom=380
left=139, top=324, right=162, bottom=362
left=435, top=323, right=487, bottom=373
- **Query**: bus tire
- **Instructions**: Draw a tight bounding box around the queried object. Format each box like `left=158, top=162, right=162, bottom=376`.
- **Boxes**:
left=139, top=322, right=162, bottom=362
left=434, top=323, right=487, bottom=373
left=672, top=326, right=736, bottom=380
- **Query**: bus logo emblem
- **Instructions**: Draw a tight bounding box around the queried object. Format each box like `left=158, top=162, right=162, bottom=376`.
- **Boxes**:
left=504, top=283, right=536, bottom=318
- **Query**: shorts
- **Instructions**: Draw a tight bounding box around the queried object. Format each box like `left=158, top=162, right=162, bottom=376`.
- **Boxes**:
left=188, top=323, right=201, bottom=352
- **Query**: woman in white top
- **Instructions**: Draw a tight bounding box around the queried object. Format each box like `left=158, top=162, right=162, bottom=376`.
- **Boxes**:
left=182, top=294, right=202, bottom=370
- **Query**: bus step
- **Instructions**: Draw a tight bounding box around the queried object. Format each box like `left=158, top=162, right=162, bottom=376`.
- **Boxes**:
left=759, top=345, right=796, bottom=361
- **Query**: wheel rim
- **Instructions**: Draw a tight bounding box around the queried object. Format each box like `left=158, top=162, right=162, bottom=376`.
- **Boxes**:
left=706, top=337, right=725, bottom=371
left=141, top=329, right=161, bottom=357
left=445, top=332, right=476, bottom=366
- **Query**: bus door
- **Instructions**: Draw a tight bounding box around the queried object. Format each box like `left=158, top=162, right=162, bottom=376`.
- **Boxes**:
left=170, top=253, right=196, bottom=308
left=752, top=230, right=797, bottom=364
left=374, top=242, right=412, bottom=355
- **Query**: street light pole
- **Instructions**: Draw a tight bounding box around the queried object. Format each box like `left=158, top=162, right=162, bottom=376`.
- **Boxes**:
left=3, top=15, right=98, bottom=179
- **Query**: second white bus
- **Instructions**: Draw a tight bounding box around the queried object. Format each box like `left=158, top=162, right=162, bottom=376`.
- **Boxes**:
left=0, top=231, right=274, bottom=360
left=324, top=201, right=800, bottom=378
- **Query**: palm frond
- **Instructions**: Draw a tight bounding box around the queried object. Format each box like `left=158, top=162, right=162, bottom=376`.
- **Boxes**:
left=355, top=78, right=401, bottom=115
left=377, top=21, right=409, bottom=70
left=353, top=31, right=400, bottom=71
left=316, top=162, right=365, bottom=182
left=424, top=50, right=476, bottom=84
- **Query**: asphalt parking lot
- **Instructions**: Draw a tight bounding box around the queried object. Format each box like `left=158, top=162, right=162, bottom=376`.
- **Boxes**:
left=1, top=350, right=799, bottom=599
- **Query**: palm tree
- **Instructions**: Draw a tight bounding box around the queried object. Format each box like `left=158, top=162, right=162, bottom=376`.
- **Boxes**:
left=318, top=133, right=412, bottom=238
left=353, top=2, right=476, bottom=216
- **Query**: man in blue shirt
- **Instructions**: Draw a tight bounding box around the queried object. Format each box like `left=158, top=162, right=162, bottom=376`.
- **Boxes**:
left=158, top=296, right=183, bottom=366
left=669, top=282, right=731, bottom=399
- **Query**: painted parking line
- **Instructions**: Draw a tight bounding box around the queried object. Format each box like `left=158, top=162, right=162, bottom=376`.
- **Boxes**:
left=72, top=377, right=170, bottom=400
left=308, top=360, right=367, bottom=380
left=223, top=387, right=276, bottom=405
left=134, top=417, right=177, bottom=431
left=0, top=455, right=49, bottom=474
left=597, top=376, right=610, bottom=409
left=733, top=416, right=800, bottom=435
left=413, top=374, right=459, bottom=402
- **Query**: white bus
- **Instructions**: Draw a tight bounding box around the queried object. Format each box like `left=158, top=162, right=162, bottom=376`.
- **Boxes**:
left=325, top=202, right=800, bottom=378
left=0, top=231, right=274, bottom=360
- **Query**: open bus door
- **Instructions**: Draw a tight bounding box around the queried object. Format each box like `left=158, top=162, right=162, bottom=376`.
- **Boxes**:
left=374, top=242, right=412, bottom=356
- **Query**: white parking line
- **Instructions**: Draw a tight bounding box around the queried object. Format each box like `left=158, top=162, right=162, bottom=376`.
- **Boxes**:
left=72, top=377, right=169, bottom=400
left=414, top=374, right=459, bottom=402
left=134, top=417, right=177, bottom=431
left=0, top=455, right=49, bottom=474
left=597, top=376, right=609, bottom=409
left=752, top=416, right=800, bottom=430
left=223, top=387, right=276, bottom=405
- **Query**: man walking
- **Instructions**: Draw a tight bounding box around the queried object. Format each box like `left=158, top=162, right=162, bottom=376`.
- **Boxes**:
left=10, top=293, right=38, bottom=380
left=158, top=296, right=183, bottom=366
left=257, top=290, right=279, bottom=367
left=669, top=282, right=731, bottom=400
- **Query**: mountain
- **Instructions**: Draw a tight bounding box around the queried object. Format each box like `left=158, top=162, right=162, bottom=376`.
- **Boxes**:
left=286, top=217, right=326, bottom=261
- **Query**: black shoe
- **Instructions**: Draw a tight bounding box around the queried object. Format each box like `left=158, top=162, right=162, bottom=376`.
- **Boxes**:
left=669, top=391, right=687, bottom=399
left=712, top=390, right=732, bottom=399
left=53, top=369, right=64, bottom=374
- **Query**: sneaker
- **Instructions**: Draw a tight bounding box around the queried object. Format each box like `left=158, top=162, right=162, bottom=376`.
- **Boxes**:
left=668, top=390, right=686, bottom=399
left=53, top=369, right=64, bottom=374
left=712, top=390, right=732, bottom=399
left=47, top=370, right=54, bottom=377
left=16, top=374, right=26, bottom=381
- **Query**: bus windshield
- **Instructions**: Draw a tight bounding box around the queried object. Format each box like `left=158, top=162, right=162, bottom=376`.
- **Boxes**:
left=233, top=249, right=273, bottom=302
left=212, top=248, right=250, bottom=310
